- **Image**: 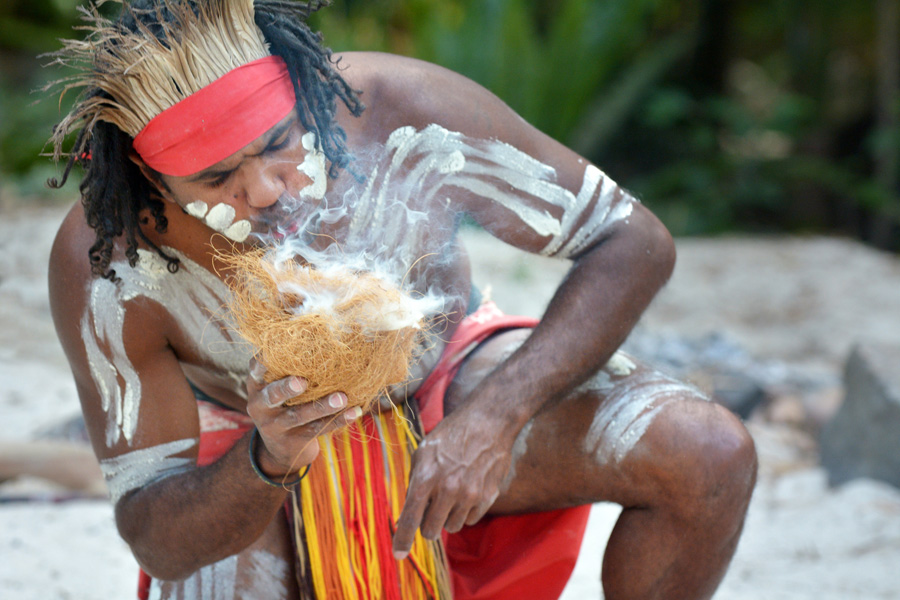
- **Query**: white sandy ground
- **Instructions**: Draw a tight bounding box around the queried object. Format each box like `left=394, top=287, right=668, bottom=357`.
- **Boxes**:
left=1, top=205, right=899, bottom=599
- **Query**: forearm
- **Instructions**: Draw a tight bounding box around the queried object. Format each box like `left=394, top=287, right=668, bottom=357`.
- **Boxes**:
left=115, top=430, right=290, bottom=580
left=464, top=210, right=675, bottom=433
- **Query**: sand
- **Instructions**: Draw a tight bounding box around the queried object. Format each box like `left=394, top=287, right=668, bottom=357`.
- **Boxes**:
left=1, top=204, right=898, bottom=599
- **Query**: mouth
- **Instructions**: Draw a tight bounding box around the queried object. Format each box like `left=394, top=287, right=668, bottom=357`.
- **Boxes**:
left=251, top=202, right=307, bottom=241
left=272, top=220, right=301, bottom=240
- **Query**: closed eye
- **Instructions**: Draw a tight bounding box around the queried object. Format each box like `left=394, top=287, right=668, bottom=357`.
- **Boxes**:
left=204, top=171, right=233, bottom=188
left=264, top=128, right=293, bottom=154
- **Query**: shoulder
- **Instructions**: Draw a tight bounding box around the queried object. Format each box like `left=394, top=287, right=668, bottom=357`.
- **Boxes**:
left=334, top=51, right=530, bottom=145
left=48, top=203, right=170, bottom=375
left=49, top=202, right=97, bottom=322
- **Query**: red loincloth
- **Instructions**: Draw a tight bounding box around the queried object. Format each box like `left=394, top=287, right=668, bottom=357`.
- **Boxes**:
left=138, top=301, right=590, bottom=600
left=416, top=301, right=591, bottom=600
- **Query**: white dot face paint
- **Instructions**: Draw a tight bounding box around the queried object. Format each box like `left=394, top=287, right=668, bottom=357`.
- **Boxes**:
left=100, top=438, right=197, bottom=504
left=223, top=219, right=252, bottom=243
left=202, top=203, right=235, bottom=233
left=185, top=201, right=209, bottom=219
left=184, top=200, right=251, bottom=243
left=81, top=248, right=253, bottom=446
left=297, top=131, right=327, bottom=201
left=579, top=352, right=705, bottom=465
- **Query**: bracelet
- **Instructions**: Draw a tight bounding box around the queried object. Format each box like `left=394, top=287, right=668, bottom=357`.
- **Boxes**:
left=248, top=427, right=311, bottom=488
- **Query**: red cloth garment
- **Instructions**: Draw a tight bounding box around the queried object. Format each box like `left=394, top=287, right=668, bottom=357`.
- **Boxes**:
left=138, top=302, right=591, bottom=600
left=132, top=55, right=296, bottom=177
left=415, top=301, right=592, bottom=600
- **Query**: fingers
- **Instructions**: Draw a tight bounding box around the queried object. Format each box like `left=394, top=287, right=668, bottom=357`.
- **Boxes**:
left=465, top=491, right=498, bottom=527
left=443, top=505, right=472, bottom=534
left=249, top=357, right=266, bottom=385
left=419, top=496, right=455, bottom=540
left=259, top=375, right=307, bottom=409
left=392, top=483, right=429, bottom=560
left=276, top=397, right=362, bottom=433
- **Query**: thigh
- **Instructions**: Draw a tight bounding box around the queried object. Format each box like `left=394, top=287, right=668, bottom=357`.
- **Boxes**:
left=149, top=506, right=299, bottom=600
left=445, top=328, right=724, bottom=514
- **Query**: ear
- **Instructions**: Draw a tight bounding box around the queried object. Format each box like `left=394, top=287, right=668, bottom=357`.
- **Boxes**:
left=128, top=150, right=176, bottom=203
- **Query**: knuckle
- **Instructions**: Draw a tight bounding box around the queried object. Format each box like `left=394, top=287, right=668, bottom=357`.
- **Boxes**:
left=279, top=406, right=303, bottom=428
left=408, top=485, right=430, bottom=504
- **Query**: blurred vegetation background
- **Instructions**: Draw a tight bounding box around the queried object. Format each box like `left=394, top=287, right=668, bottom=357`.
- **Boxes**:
left=1, top=0, right=898, bottom=250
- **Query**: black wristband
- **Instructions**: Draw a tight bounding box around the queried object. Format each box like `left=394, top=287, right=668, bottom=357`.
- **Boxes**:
left=248, top=427, right=310, bottom=488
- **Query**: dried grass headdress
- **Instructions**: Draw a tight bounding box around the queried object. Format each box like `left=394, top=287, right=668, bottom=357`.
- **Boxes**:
left=46, top=0, right=325, bottom=161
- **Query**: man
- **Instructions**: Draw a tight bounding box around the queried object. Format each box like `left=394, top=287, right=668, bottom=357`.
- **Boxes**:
left=47, top=1, right=756, bottom=598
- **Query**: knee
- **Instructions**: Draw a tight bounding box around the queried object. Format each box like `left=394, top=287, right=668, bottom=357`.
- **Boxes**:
left=644, top=399, right=757, bottom=522
left=695, top=404, right=757, bottom=508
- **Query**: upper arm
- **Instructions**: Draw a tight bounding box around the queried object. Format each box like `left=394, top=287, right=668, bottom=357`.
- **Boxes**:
left=48, top=207, right=200, bottom=473
left=346, top=52, right=649, bottom=259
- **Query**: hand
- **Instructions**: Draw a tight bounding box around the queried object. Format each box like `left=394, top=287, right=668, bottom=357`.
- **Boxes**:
left=392, top=408, right=514, bottom=559
left=245, top=358, right=362, bottom=477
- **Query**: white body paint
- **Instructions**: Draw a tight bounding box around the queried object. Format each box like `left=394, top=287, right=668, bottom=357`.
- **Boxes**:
left=580, top=353, right=704, bottom=465
left=184, top=200, right=252, bottom=243
left=344, top=124, right=635, bottom=274
left=147, top=555, right=238, bottom=600
left=297, top=131, right=327, bottom=200
left=502, top=419, right=534, bottom=490
left=243, top=549, right=289, bottom=598
left=100, top=438, right=197, bottom=504
left=146, top=549, right=289, bottom=600
left=81, top=248, right=252, bottom=446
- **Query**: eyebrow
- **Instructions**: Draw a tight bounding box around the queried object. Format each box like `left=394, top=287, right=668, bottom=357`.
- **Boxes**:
left=188, top=119, right=295, bottom=182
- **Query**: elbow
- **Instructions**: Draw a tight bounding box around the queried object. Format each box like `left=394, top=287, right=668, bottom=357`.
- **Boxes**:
left=643, top=210, right=676, bottom=287
left=607, top=203, right=674, bottom=290
left=115, top=499, right=198, bottom=581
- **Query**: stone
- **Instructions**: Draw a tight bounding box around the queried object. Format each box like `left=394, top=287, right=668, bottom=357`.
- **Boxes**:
left=820, top=343, right=900, bottom=489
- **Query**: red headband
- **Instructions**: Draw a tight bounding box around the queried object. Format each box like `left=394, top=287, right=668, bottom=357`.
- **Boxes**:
left=132, top=55, right=296, bottom=177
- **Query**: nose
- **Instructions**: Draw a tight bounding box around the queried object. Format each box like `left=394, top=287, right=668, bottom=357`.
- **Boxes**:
left=245, top=158, right=312, bottom=209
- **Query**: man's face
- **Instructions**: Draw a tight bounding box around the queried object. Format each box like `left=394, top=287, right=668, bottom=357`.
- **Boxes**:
left=154, top=113, right=328, bottom=243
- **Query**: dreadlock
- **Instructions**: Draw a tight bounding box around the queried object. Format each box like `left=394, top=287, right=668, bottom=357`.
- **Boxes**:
left=47, top=0, right=364, bottom=281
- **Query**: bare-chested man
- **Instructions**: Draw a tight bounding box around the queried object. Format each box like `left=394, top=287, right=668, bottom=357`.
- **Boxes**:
left=46, top=1, right=756, bottom=599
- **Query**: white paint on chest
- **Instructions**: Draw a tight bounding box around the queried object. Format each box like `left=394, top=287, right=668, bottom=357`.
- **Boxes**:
left=81, top=248, right=252, bottom=446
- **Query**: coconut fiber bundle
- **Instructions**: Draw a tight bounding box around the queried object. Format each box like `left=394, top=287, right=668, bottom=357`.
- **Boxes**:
left=223, top=249, right=427, bottom=409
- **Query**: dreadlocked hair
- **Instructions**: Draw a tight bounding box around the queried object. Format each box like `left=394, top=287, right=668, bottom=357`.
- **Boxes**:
left=46, top=0, right=364, bottom=280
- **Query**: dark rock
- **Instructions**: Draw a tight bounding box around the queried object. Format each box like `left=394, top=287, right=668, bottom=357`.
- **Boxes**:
left=821, top=344, right=900, bottom=489
left=623, top=329, right=832, bottom=419
left=706, top=368, right=768, bottom=419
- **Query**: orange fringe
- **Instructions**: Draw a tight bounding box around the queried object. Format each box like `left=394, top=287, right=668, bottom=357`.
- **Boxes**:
left=297, top=407, right=452, bottom=599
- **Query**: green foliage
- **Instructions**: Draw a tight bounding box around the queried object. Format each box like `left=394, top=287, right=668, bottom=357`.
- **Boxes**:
left=313, top=0, right=689, bottom=145
left=0, top=0, right=85, bottom=202
left=0, top=0, right=897, bottom=246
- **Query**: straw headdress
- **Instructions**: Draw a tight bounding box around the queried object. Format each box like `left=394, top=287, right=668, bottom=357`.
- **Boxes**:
left=47, top=0, right=277, bottom=157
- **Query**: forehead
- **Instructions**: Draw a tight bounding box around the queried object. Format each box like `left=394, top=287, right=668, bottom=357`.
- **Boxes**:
left=166, top=112, right=301, bottom=185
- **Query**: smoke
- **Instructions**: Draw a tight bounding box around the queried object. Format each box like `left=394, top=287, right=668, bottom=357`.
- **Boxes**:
left=245, top=128, right=463, bottom=329
left=242, top=122, right=635, bottom=330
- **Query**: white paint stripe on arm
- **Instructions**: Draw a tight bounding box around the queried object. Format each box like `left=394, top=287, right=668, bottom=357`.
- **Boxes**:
left=100, top=438, right=198, bottom=504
